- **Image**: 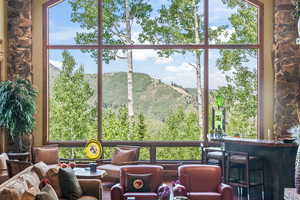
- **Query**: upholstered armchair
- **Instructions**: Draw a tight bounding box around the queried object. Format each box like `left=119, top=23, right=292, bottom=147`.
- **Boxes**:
left=178, top=165, right=233, bottom=200
left=111, top=165, right=164, bottom=200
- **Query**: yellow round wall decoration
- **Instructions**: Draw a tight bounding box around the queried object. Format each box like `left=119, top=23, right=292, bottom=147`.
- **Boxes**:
left=84, top=139, right=102, bottom=160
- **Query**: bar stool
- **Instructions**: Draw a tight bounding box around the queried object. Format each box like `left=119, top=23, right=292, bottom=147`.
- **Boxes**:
left=202, top=146, right=227, bottom=183
left=226, top=151, right=265, bottom=200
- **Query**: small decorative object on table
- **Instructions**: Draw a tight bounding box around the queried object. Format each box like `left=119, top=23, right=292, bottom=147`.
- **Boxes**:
left=288, top=125, right=300, bottom=194
left=158, top=184, right=171, bottom=200
left=89, top=163, right=97, bottom=172
left=172, top=180, right=187, bottom=197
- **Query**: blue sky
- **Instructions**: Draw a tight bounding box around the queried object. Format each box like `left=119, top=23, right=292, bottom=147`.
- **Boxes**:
left=49, top=0, right=257, bottom=89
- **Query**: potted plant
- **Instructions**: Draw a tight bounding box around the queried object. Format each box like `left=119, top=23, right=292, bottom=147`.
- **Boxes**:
left=0, top=79, right=38, bottom=153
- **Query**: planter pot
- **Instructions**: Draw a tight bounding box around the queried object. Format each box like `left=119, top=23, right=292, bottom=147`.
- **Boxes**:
left=295, top=145, right=300, bottom=194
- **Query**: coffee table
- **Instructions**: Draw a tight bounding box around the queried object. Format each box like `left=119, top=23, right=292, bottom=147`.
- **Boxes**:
left=73, top=167, right=107, bottom=179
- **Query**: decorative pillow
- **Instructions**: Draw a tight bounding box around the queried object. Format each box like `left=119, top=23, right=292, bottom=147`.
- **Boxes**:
left=21, top=186, right=38, bottom=200
left=0, top=187, right=20, bottom=200
left=58, top=168, right=82, bottom=200
left=34, top=147, right=59, bottom=165
left=36, top=184, right=59, bottom=200
left=6, top=177, right=28, bottom=198
left=0, top=153, right=9, bottom=170
left=125, top=173, right=152, bottom=193
left=111, top=147, right=138, bottom=165
left=46, top=168, right=62, bottom=198
left=21, top=171, right=41, bottom=193
left=32, top=162, right=49, bottom=179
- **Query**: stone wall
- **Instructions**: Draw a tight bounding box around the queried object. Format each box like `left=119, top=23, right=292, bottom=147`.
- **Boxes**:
left=7, top=0, right=32, bottom=80
left=273, top=0, right=300, bottom=136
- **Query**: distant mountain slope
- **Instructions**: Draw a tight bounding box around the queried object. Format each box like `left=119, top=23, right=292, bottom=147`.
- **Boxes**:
left=49, top=65, right=197, bottom=120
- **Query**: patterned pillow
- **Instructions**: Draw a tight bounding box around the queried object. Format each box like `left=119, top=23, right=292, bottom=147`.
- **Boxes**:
left=36, top=184, right=59, bottom=200
left=125, top=173, right=152, bottom=193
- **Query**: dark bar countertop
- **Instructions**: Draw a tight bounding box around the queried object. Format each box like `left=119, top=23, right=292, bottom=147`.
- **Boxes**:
left=220, top=136, right=298, bottom=147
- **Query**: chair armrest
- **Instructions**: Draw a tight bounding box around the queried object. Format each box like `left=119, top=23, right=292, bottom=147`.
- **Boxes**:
left=120, top=161, right=139, bottom=165
left=78, top=179, right=102, bottom=200
left=217, top=183, right=233, bottom=200
left=111, top=183, right=124, bottom=200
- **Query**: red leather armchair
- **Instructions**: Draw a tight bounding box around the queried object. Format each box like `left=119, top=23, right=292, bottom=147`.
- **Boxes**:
left=111, top=165, right=164, bottom=200
left=178, top=165, right=233, bottom=200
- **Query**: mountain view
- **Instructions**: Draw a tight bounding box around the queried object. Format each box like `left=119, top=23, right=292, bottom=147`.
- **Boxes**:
left=49, top=64, right=198, bottom=120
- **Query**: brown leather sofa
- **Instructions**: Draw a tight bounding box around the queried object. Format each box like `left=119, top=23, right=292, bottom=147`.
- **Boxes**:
left=0, top=162, right=103, bottom=200
left=111, top=165, right=164, bottom=200
left=178, top=165, right=233, bottom=200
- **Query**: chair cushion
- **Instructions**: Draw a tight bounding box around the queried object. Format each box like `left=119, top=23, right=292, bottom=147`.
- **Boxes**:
left=32, top=162, right=49, bottom=179
left=111, top=147, right=138, bottom=165
left=36, top=184, right=59, bottom=200
left=59, top=168, right=82, bottom=200
left=46, top=168, right=62, bottom=198
left=188, top=192, right=221, bottom=200
left=125, top=173, right=152, bottom=192
left=34, top=147, right=59, bottom=165
left=124, top=192, right=158, bottom=200
left=97, top=164, right=121, bottom=179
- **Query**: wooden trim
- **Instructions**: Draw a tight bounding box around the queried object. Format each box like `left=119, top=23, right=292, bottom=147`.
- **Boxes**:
left=42, top=2, right=49, bottom=145
left=47, top=44, right=260, bottom=50
left=98, top=0, right=103, bottom=141
left=258, top=3, right=264, bottom=139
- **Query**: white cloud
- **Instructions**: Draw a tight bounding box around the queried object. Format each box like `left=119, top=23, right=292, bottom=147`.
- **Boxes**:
left=210, top=26, right=235, bottom=43
left=49, top=60, right=63, bottom=69
left=155, top=56, right=173, bottom=64
left=162, top=62, right=233, bottom=89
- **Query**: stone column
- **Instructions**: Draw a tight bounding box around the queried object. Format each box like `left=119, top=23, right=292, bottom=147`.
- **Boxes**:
left=273, top=0, right=300, bottom=136
left=7, top=0, right=32, bottom=80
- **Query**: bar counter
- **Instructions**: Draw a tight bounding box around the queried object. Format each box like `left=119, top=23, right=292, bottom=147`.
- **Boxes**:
left=219, top=137, right=298, bottom=200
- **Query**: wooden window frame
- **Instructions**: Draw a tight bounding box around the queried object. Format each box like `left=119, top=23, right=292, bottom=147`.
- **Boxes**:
left=42, top=0, right=264, bottom=146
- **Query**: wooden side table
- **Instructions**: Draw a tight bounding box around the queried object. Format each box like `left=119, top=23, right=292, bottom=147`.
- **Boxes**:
left=284, top=188, right=300, bottom=200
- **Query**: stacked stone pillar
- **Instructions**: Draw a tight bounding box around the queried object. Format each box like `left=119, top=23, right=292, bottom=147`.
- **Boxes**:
left=7, top=0, right=32, bottom=80
left=273, top=0, right=300, bottom=136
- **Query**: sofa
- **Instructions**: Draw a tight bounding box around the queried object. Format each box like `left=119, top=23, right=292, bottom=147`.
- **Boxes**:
left=0, top=162, right=103, bottom=200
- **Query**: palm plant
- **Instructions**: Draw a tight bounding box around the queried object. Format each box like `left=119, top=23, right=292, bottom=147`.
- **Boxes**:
left=0, top=79, right=38, bottom=152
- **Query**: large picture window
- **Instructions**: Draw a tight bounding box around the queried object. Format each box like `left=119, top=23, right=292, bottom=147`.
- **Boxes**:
left=44, top=0, right=264, bottom=149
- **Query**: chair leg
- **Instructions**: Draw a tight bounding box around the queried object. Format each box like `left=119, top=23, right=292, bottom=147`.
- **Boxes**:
left=246, top=164, right=250, bottom=200
left=261, top=169, right=265, bottom=200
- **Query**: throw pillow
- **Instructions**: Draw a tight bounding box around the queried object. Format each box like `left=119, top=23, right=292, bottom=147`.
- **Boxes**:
left=59, top=168, right=82, bottom=200
left=32, top=162, right=49, bottom=179
left=21, top=186, right=38, bottom=200
left=36, top=184, right=59, bottom=200
left=34, top=148, right=59, bottom=165
left=46, top=168, right=62, bottom=198
left=0, top=187, right=20, bottom=200
left=125, top=173, right=152, bottom=193
left=21, top=171, right=41, bottom=193
left=111, top=147, right=138, bottom=165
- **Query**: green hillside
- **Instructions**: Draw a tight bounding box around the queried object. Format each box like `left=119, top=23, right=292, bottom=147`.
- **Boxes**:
left=49, top=65, right=197, bottom=120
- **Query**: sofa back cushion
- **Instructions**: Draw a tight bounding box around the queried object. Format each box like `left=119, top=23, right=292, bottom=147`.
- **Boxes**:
left=111, top=146, right=139, bottom=165
left=33, top=147, right=59, bottom=165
